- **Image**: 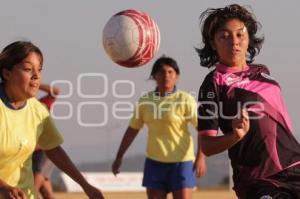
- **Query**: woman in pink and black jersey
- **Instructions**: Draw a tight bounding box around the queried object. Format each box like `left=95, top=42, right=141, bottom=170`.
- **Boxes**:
left=112, top=56, right=206, bottom=199
left=196, top=4, right=300, bottom=199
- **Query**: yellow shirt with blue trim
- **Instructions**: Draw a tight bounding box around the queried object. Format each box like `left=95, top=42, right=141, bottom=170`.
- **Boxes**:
left=0, top=97, right=63, bottom=199
left=129, top=90, right=197, bottom=162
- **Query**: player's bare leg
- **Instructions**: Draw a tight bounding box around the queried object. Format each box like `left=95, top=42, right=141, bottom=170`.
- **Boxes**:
left=147, top=188, right=167, bottom=199
left=172, top=188, right=193, bottom=199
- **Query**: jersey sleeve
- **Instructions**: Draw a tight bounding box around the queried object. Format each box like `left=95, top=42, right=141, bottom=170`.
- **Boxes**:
left=185, top=94, right=198, bottom=128
left=38, top=115, right=64, bottom=150
left=129, top=99, right=144, bottom=130
left=197, top=72, right=219, bottom=136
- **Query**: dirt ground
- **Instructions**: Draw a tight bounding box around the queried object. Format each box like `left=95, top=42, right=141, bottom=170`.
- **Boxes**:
left=54, top=190, right=237, bottom=199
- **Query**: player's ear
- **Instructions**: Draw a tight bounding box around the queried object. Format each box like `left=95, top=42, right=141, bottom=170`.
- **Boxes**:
left=2, top=68, right=12, bottom=81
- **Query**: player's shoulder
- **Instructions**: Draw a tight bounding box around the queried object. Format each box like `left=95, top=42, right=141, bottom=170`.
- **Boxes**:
left=176, top=90, right=192, bottom=97
left=28, top=97, right=49, bottom=115
left=138, top=91, right=155, bottom=102
left=176, top=90, right=196, bottom=101
left=201, top=69, right=216, bottom=86
left=199, top=69, right=217, bottom=91
left=29, top=97, right=43, bottom=106
left=205, top=69, right=216, bottom=80
left=249, top=63, right=270, bottom=74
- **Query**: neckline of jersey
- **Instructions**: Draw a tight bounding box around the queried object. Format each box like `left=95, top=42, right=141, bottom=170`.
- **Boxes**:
left=216, top=63, right=249, bottom=73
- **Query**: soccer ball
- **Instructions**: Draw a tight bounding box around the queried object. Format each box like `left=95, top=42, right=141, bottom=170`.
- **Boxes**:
left=102, top=9, right=160, bottom=67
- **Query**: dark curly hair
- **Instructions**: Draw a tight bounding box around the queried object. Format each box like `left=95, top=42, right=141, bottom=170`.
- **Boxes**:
left=195, top=4, right=264, bottom=68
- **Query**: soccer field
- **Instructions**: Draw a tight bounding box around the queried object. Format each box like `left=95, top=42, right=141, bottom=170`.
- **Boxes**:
left=54, top=190, right=237, bottom=199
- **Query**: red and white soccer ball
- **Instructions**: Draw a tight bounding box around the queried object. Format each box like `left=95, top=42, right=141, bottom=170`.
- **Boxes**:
left=102, top=9, right=160, bottom=67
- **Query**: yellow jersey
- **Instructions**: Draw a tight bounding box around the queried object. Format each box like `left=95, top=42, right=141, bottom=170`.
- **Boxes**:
left=130, top=90, right=197, bottom=162
left=0, top=96, right=63, bottom=199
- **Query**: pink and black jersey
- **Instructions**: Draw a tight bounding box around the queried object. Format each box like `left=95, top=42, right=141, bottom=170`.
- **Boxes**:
left=197, top=64, right=300, bottom=192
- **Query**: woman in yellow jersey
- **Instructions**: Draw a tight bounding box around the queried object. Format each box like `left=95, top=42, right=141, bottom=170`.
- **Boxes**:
left=112, top=56, right=206, bottom=199
left=0, top=41, right=104, bottom=199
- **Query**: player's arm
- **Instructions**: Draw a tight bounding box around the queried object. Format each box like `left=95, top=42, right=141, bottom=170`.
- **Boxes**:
left=200, top=109, right=250, bottom=156
left=111, top=127, right=139, bottom=175
left=191, top=98, right=207, bottom=178
left=39, top=84, right=60, bottom=97
left=45, top=146, right=105, bottom=199
left=194, top=133, right=206, bottom=178
left=201, top=133, right=241, bottom=156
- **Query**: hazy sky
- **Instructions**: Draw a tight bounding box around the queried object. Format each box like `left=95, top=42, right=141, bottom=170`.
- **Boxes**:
left=1, top=0, right=299, bottom=164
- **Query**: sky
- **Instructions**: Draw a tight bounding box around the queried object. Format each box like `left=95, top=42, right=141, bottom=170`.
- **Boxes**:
left=1, top=0, right=300, bottom=164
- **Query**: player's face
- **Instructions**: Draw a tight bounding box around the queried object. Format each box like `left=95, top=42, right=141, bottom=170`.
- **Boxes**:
left=4, top=52, right=42, bottom=99
left=154, top=65, right=178, bottom=92
left=212, top=18, right=249, bottom=69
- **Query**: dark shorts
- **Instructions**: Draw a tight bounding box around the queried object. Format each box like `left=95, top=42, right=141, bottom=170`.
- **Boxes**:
left=142, top=158, right=196, bottom=193
left=32, top=150, right=47, bottom=173
left=237, top=164, right=300, bottom=199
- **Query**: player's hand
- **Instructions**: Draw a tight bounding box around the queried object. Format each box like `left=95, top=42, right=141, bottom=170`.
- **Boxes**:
left=82, top=183, right=105, bottom=199
left=193, top=155, right=206, bottom=178
left=0, top=184, right=27, bottom=199
left=111, top=158, right=122, bottom=176
left=232, top=109, right=250, bottom=141
left=51, top=87, right=60, bottom=96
